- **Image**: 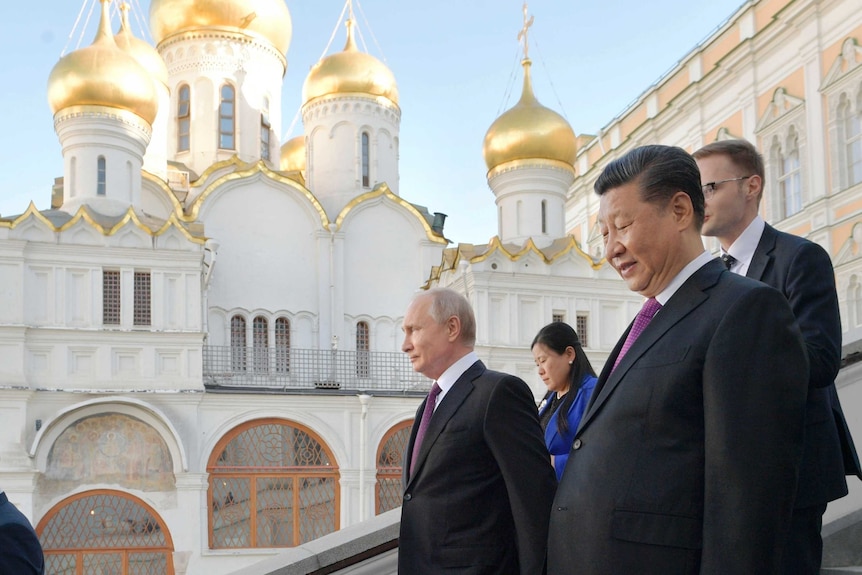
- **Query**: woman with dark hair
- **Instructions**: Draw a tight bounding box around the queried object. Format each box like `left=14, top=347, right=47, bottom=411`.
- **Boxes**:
left=532, top=322, right=598, bottom=480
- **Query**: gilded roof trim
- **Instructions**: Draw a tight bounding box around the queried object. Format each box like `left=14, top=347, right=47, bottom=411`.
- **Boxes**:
left=0, top=202, right=55, bottom=229
left=1, top=203, right=205, bottom=244
left=142, top=171, right=185, bottom=213
left=334, top=183, right=448, bottom=243
left=423, top=234, right=602, bottom=286
left=184, top=158, right=329, bottom=228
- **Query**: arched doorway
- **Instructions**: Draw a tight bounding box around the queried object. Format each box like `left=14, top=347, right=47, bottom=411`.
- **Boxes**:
left=37, top=489, right=174, bottom=575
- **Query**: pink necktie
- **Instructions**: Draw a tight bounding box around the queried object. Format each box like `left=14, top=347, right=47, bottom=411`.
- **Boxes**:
left=410, top=382, right=442, bottom=476
left=612, top=298, right=662, bottom=372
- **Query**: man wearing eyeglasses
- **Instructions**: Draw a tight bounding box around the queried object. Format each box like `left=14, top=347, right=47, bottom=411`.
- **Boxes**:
left=693, top=138, right=861, bottom=575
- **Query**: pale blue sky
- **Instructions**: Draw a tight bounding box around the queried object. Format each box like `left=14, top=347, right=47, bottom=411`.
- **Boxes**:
left=0, top=0, right=745, bottom=244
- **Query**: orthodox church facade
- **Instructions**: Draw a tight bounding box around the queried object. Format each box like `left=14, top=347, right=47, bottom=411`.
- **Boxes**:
left=0, top=0, right=642, bottom=573
left=1, top=0, right=861, bottom=573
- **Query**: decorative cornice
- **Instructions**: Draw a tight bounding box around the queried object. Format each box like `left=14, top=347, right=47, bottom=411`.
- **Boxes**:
left=53, top=105, right=152, bottom=137
left=334, top=183, right=447, bottom=243
left=157, top=28, right=286, bottom=69
left=487, top=158, right=575, bottom=179
left=301, top=93, right=402, bottom=118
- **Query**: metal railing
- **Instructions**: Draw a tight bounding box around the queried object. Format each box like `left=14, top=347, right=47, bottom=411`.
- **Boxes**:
left=203, top=346, right=432, bottom=394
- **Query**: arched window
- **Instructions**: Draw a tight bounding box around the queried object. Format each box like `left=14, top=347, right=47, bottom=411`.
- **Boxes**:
left=37, top=490, right=175, bottom=575
left=376, top=420, right=413, bottom=514
left=177, top=84, right=190, bottom=152
left=208, top=419, right=339, bottom=549
left=361, top=132, right=370, bottom=187
left=356, top=321, right=370, bottom=378
left=843, top=93, right=862, bottom=187
left=261, top=97, right=271, bottom=161
left=541, top=199, right=547, bottom=234
left=851, top=275, right=862, bottom=327
left=219, top=84, right=236, bottom=150
left=231, top=315, right=247, bottom=371
left=253, top=316, right=269, bottom=373
left=778, top=129, right=802, bottom=218
left=275, top=317, right=290, bottom=374
left=97, top=156, right=106, bottom=196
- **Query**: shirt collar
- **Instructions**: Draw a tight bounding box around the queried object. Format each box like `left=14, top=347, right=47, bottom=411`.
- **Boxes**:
left=723, top=215, right=764, bottom=267
left=655, top=250, right=714, bottom=306
left=436, top=351, right=479, bottom=393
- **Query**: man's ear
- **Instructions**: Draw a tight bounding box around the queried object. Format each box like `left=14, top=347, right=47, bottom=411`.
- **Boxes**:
left=670, top=191, right=694, bottom=229
left=746, top=174, right=763, bottom=202
left=446, top=315, right=462, bottom=342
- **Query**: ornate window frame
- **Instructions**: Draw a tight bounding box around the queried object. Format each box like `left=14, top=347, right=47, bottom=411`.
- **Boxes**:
left=822, top=38, right=862, bottom=193
left=755, top=87, right=808, bottom=223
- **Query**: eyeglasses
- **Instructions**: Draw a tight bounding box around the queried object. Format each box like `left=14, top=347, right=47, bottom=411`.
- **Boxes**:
left=702, top=176, right=752, bottom=198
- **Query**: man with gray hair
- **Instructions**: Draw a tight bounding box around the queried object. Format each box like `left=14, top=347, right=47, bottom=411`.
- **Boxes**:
left=398, top=287, right=556, bottom=575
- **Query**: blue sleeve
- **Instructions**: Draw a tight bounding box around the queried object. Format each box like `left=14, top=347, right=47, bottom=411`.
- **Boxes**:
left=547, top=375, right=598, bottom=480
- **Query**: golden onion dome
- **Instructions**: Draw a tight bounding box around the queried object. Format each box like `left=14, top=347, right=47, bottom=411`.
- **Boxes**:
left=115, top=3, right=169, bottom=88
left=302, top=19, right=399, bottom=106
left=149, top=0, right=292, bottom=56
left=47, top=0, right=158, bottom=124
left=483, top=59, right=576, bottom=172
left=279, top=136, right=306, bottom=172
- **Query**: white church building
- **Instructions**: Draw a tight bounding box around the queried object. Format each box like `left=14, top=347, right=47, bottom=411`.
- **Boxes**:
left=2, top=0, right=862, bottom=573
left=0, top=0, right=642, bottom=573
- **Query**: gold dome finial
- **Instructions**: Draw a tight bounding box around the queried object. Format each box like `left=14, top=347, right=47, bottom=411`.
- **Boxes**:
left=115, top=2, right=169, bottom=87
left=482, top=6, right=576, bottom=172
left=517, top=3, right=534, bottom=60
left=47, top=0, right=158, bottom=124
left=344, top=17, right=358, bottom=52
left=302, top=10, right=399, bottom=106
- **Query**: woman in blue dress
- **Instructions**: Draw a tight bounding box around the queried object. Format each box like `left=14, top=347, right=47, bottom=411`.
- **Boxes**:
left=532, top=322, right=598, bottom=481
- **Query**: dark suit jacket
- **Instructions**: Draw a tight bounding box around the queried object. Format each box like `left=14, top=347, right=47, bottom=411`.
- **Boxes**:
left=399, top=360, right=557, bottom=575
left=747, top=223, right=862, bottom=507
left=548, top=260, right=808, bottom=575
left=0, top=491, right=45, bottom=575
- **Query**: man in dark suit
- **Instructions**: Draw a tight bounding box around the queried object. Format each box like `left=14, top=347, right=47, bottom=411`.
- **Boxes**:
left=547, top=145, right=809, bottom=574
left=694, top=138, right=862, bottom=574
left=0, top=490, right=45, bottom=575
left=399, top=287, right=556, bottom=575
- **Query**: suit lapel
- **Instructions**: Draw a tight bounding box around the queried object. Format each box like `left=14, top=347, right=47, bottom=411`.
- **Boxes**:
left=577, top=261, right=722, bottom=433
left=746, top=224, right=776, bottom=281
left=405, top=360, right=484, bottom=487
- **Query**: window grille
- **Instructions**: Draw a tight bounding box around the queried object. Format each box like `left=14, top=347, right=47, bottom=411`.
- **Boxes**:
left=576, top=314, right=589, bottom=348
left=103, top=270, right=120, bottom=325
left=552, top=312, right=565, bottom=323
left=37, top=490, right=174, bottom=575
left=208, top=420, right=339, bottom=549
left=275, top=318, right=290, bottom=373
left=133, top=271, right=151, bottom=326
left=376, top=421, right=413, bottom=514
left=231, top=315, right=247, bottom=371
left=356, top=322, right=370, bottom=378
left=253, top=316, right=269, bottom=373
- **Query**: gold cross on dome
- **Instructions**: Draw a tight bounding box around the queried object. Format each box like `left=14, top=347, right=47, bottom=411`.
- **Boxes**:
left=517, top=3, right=534, bottom=59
